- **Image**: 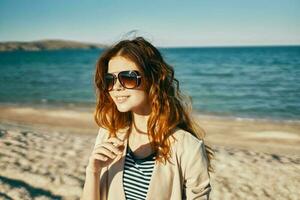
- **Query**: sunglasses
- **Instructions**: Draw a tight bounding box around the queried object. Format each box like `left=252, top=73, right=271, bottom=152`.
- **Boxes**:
left=104, top=70, right=142, bottom=91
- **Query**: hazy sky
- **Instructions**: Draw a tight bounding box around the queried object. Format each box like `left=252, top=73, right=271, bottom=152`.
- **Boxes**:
left=0, top=0, right=299, bottom=47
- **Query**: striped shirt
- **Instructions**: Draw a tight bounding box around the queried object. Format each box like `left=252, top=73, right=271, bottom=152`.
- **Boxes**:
left=123, top=145, right=156, bottom=200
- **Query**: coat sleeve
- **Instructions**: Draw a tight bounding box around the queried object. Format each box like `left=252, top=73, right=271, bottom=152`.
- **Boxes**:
left=180, top=132, right=211, bottom=200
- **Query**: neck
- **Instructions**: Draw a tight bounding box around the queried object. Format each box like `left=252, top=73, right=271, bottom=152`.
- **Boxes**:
left=131, top=112, right=149, bottom=136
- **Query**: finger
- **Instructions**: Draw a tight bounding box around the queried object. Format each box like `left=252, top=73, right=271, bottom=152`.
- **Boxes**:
left=94, top=147, right=117, bottom=159
left=107, top=137, right=124, bottom=146
left=102, top=143, right=123, bottom=155
left=93, top=153, right=108, bottom=161
left=95, top=146, right=119, bottom=158
left=94, top=139, right=124, bottom=150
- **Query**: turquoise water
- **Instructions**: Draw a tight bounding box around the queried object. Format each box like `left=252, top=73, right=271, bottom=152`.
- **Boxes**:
left=0, top=46, right=299, bottom=120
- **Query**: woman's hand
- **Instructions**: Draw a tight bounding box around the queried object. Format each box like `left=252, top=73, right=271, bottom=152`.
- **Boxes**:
left=86, top=137, right=124, bottom=173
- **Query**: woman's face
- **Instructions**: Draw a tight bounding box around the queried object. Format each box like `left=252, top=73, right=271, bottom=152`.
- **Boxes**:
left=107, top=56, right=151, bottom=115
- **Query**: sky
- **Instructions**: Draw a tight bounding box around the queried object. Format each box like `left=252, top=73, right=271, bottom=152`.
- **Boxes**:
left=0, top=0, right=299, bottom=47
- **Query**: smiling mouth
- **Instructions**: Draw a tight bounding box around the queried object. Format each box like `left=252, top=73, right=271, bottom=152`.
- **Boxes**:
left=115, top=96, right=130, bottom=103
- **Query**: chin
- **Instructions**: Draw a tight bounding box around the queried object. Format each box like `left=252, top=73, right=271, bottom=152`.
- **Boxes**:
left=116, top=105, right=132, bottom=113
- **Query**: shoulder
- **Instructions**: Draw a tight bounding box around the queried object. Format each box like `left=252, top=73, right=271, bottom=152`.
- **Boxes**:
left=97, top=127, right=110, bottom=137
left=171, top=128, right=206, bottom=160
left=171, top=129, right=209, bottom=174
left=94, top=127, right=110, bottom=146
left=172, top=128, right=204, bottom=148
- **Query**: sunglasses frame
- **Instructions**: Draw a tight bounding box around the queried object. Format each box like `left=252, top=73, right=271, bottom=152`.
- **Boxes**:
left=104, top=70, right=142, bottom=91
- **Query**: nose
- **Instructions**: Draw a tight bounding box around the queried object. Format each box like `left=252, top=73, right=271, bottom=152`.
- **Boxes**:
left=112, top=77, right=124, bottom=91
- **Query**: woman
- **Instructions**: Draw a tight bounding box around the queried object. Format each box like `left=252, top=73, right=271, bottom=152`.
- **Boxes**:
left=81, top=37, right=213, bottom=200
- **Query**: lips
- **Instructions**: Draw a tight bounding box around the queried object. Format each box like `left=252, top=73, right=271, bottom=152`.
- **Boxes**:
left=115, top=96, right=130, bottom=103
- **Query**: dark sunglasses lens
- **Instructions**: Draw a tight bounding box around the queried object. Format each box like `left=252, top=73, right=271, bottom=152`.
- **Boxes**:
left=119, top=71, right=138, bottom=89
left=104, top=74, right=115, bottom=91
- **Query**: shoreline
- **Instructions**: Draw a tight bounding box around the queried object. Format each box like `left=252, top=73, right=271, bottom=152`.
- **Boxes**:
left=1, top=104, right=300, bottom=156
left=1, top=102, right=299, bottom=123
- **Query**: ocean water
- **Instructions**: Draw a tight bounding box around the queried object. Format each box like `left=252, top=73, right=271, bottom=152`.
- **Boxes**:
left=0, top=46, right=299, bottom=121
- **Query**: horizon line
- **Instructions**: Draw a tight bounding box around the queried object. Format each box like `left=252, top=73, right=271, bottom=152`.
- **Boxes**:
left=0, top=38, right=299, bottom=49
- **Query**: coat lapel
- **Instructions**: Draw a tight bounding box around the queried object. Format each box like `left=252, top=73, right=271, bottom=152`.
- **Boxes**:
left=145, top=159, right=160, bottom=200
left=146, top=157, right=177, bottom=200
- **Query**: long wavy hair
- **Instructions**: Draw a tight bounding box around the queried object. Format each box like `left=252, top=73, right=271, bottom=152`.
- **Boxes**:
left=94, top=37, right=213, bottom=171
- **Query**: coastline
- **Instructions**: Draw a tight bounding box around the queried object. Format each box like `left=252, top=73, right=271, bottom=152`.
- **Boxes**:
left=1, top=104, right=299, bottom=156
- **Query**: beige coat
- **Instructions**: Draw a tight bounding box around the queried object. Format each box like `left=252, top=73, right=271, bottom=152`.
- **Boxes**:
left=93, top=128, right=211, bottom=200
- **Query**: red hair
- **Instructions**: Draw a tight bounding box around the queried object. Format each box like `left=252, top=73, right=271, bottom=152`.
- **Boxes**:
left=94, top=37, right=213, bottom=171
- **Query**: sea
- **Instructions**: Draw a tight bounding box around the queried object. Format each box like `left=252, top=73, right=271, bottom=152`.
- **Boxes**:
left=0, top=46, right=299, bottom=121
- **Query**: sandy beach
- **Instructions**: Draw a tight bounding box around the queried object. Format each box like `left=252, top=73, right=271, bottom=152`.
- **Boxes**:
left=0, top=105, right=299, bottom=200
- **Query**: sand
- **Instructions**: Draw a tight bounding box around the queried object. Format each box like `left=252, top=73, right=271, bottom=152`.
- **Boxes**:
left=0, top=105, right=299, bottom=200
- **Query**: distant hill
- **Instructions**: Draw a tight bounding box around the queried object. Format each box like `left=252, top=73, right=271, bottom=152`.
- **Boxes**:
left=0, top=39, right=107, bottom=51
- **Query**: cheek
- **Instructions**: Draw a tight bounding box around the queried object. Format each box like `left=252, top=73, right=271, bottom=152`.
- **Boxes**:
left=130, top=91, right=148, bottom=103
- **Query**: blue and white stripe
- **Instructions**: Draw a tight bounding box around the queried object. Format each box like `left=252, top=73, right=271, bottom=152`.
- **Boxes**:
left=123, top=147, right=156, bottom=200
